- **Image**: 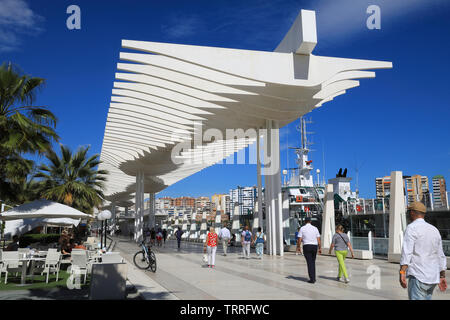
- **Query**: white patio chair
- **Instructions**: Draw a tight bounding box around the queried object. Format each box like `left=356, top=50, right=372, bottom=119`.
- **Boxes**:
left=70, top=251, right=88, bottom=284
left=101, top=252, right=123, bottom=264
left=1, top=251, right=22, bottom=284
left=41, top=251, right=61, bottom=283
left=18, top=248, right=30, bottom=255
left=86, top=237, right=96, bottom=244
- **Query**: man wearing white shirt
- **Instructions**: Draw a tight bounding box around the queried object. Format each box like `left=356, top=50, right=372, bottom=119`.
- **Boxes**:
left=400, top=202, right=447, bottom=300
left=297, top=217, right=321, bottom=283
left=218, top=226, right=231, bottom=256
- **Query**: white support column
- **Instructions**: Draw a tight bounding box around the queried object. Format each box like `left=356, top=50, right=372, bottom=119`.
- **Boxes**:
left=264, top=121, right=273, bottom=256
left=256, top=129, right=263, bottom=234
left=134, top=171, right=145, bottom=243
left=273, top=120, right=284, bottom=256
left=368, top=231, right=373, bottom=252
left=321, top=184, right=335, bottom=250
left=388, top=171, right=406, bottom=262
left=150, top=193, right=156, bottom=229
left=111, top=203, right=116, bottom=236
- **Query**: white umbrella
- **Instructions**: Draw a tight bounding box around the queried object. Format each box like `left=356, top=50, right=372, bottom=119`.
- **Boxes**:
left=0, top=200, right=91, bottom=221
left=189, top=212, right=197, bottom=239
left=231, top=204, right=241, bottom=242
left=214, top=211, right=222, bottom=234
left=199, top=211, right=207, bottom=240
left=4, top=217, right=81, bottom=237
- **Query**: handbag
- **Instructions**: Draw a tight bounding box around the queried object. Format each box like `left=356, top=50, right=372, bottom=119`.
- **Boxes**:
left=337, top=233, right=349, bottom=249
left=202, top=254, right=208, bottom=263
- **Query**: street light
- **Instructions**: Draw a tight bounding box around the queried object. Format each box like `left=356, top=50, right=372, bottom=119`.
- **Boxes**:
left=100, top=210, right=111, bottom=249
left=97, top=211, right=105, bottom=248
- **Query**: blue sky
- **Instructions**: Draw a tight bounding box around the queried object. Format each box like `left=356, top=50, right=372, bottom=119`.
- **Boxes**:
left=2, top=0, right=449, bottom=199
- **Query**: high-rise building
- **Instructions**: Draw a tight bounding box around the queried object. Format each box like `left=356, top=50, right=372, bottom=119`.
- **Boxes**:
left=155, top=197, right=173, bottom=210
left=195, top=197, right=211, bottom=211
left=405, top=175, right=429, bottom=204
left=375, top=176, right=391, bottom=198
left=229, top=186, right=258, bottom=217
left=211, top=194, right=230, bottom=214
left=173, top=197, right=195, bottom=209
left=432, top=175, right=448, bottom=208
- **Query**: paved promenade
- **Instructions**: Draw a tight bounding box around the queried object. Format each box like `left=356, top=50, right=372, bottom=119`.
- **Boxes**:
left=114, top=237, right=450, bottom=300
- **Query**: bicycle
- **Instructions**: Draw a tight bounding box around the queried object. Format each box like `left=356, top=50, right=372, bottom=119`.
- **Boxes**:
left=133, top=241, right=157, bottom=272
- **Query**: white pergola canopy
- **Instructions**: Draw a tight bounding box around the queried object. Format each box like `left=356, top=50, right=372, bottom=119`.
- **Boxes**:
left=100, top=9, right=392, bottom=205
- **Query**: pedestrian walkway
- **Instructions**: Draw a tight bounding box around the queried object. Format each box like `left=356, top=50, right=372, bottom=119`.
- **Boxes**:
left=114, top=237, right=450, bottom=300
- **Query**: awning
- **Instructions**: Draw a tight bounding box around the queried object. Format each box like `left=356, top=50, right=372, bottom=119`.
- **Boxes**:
left=0, top=199, right=91, bottom=221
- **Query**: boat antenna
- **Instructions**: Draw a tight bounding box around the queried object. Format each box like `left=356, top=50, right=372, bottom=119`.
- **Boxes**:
left=322, top=142, right=326, bottom=186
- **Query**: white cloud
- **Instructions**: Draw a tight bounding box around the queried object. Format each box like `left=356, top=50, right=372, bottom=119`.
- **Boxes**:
left=161, top=15, right=203, bottom=39
left=0, top=0, right=44, bottom=52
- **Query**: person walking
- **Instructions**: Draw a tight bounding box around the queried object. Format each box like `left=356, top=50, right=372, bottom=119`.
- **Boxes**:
left=175, top=227, right=183, bottom=249
left=162, top=229, right=167, bottom=246
left=297, top=217, right=321, bottom=283
left=295, top=227, right=301, bottom=255
left=150, top=228, right=156, bottom=246
left=252, top=227, right=266, bottom=259
left=329, top=225, right=354, bottom=283
left=218, top=225, right=231, bottom=256
left=156, top=228, right=163, bottom=247
left=203, top=227, right=218, bottom=268
left=241, top=225, right=252, bottom=259
left=400, top=201, right=447, bottom=300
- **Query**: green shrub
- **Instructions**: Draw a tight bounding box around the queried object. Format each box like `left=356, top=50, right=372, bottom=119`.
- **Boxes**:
left=19, top=234, right=60, bottom=248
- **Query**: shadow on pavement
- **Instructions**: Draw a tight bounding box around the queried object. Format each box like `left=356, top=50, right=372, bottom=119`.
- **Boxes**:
left=285, top=275, right=310, bottom=283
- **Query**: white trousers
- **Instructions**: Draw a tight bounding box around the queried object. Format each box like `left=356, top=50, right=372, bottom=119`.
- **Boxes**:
left=222, top=238, right=230, bottom=255
left=242, top=243, right=251, bottom=258
left=207, top=246, right=217, bottom=266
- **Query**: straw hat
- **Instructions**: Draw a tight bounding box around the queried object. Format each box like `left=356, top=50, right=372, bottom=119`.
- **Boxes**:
left=407, top=201, right=426, bottom=214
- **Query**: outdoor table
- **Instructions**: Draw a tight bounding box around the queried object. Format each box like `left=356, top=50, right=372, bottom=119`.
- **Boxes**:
left=17, top=256, right=46, bottom=286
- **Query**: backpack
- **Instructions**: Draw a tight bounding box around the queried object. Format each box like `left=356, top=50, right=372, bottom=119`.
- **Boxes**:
left=256, top=232, right=264, bottom=244
left=244, top=231, right=251, bottom=242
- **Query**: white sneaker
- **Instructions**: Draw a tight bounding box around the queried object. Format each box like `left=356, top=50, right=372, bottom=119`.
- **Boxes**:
left=344, top=278, right=350, bottom=283
left=336, top=276, right=341, bottom=282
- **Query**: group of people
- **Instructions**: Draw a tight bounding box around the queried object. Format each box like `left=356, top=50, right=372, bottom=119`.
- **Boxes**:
left=145, top=227, right=167, bottom=247
left=59, top=230, right=87, bottom=255
left=294, top=201, right=447, bottom=300
left=202, top=225, right=266, bottom=268
left=198, top=200, right=447, bottom=300
left=295, top=217, right=354, bottom=284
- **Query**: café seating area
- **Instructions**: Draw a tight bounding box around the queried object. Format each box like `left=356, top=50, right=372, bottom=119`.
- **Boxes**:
left=0, top=238, right=124, bottom=286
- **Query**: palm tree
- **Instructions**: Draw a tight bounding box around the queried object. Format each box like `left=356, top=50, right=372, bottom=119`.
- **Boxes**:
left=35, top=145, right=109, bottom=214
left=0, top=62, right=59, bottom=203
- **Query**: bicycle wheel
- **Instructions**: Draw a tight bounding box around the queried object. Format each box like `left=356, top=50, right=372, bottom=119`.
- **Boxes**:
left=133, top=251, right=150, bottom=270
left=149, top=251, right=157, bottom=272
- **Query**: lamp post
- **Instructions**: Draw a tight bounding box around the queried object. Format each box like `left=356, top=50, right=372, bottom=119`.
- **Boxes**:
left=97, top=211, right=105, bottom=248
left=102, top=210, right=112, bottom=249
